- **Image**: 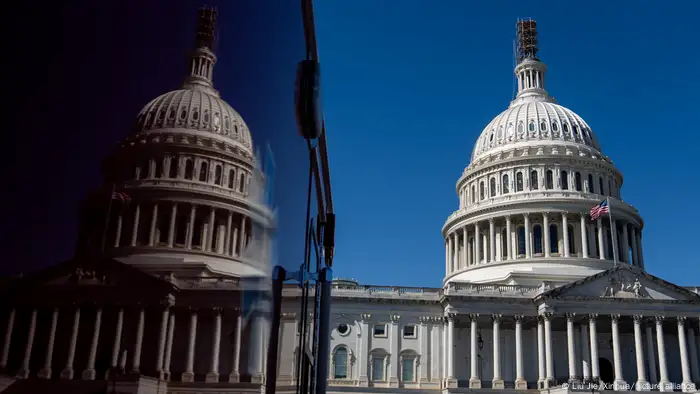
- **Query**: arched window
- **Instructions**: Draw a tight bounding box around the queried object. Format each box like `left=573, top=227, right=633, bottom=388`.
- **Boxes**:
left=479, top=181, right=485, bottom=200
left=471, top=185, right=476, bottom=203
left=199, top=162, right=209, bottom=182
left=530, top=170, right=539, bottom=190
left=575, top=172, right=582, bottom=191
left=214, top=165, right=223, bottom=185
left=517, top=227, right=526, bottom=255
left=517, top=122, right=524, bottom=134
left=549, top=224, right=559, bottom=254
left=561, top=171, right=569, bottom=190
left=587, top=174, right=594, bottom=193
left=333, top=347, right=348, bottom=379
left=563, top=123, right=569, bottom=133
left=545, top=170, right=554, bottom=190
left=490, top=178, right=496, bottom=197
left=154, top=158, right=163, bottom=178
left=502, top=174, right=509, bottom=194
left=228, top=169, right=235, bottom=189
left=497, top=126, right=503, bottom=140
left=529, top=121, right=535, bottom=132
left=567, top=224, right=576, bottom=254
left=516, top=172, right=524, bottom=191
left=239, top=173, right=246, bottom=192
left=370, top=349, right=388, bottom=381
left=400, top=350, right=418, bottom=383
left=184, top=159, right=194, bottom=180
left=489, top=133, right=494, bottom=142
left=552, top=122, right=558, bottom=131
left=168, top=157, right=178, bottom=178
left=540, top=120, right=547, bottom=131
left=599, top=177, right=604, bottom=195
left=533, top=225, right=543, bottom=255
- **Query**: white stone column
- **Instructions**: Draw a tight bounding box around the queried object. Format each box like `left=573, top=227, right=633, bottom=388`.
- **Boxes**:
left=167, top=203, right=177, bottom=247
left=156, top=305, right=170, bottom=376
left=207, top=308, right=223, bottom=382
left=447, top=236, right=453, bottom=273
left=108, top=308, right=124, bottom=378
left=39, top=308, right=59, bottom=379
left=514, top=315, right=526, bottom=389
left=580, top=215, right=589, bottom=258
left=566, top=313, right=577, bottom=382
left=610, top=220, right=620, bottom=263
left=633, top=315, right=648, bottom=390
left=452, top=233, right=459, bottom=271
left=492, top=314, right=504, bottom=388
left=207, top=208, right=216, bottom=251
left=446, top=314, right=456, bottom=386
left=611, top=314, right=625, bottom=390
left=580, top=324, right=591, bottom=382
left=130, top=204, right=140, bottom=246
left=163, top=312, right=176, bottom=380
left=506, top=216, right=512, bottom=260
left=148, top=203, right=159, bottom=246
left=489, top=219, right=496, bottom=263
left=239, top=216, right=247, bottom=252
left=183, top=310, right=198, bottom=382
left=131, top=308, right=145, bottom=373
left=0, top=308, right=15, bottom=369
left=445, top=239, right=449, bottom=273
left=524, top=214, right=532, bottom=258
left=621, top=223, right=630, bottom=263
left=61, top=307, right=81, bottom=379
left=229, top=311, right=243, bottom=382
left=589, top=314, right=600, bottom=382
left=597, top=218, right=605, bottom=260
left=469, top=314, right=481, bottom=388
left=17, top=309, right=37, bottom=379
left=645, top=323, right=658, bottom=384
left=114, top=213, right=123, bottom=247
left=225, top=211, right=233, bottom=254
left=637, top=231, right=645, bottom=268
left=655, top=316, right=671, bottom=391
left=474, top=223, right=481, bottom=264
left=543, top=213, right=551, bottom=257
left=419, top=317, right=429, bottom=382
left=537, top=316, right=546, bottom=388
left=544, top=313, right=554, bottom=386
left=688, top=325, right=700, bottom=387
left=82, top=308, right=102, bottom=380
left=677, top=317, right=695, bottom=392
left=462, top=227, right=468, bottom=269
left=562, top=213, right=570, bottom=257
left=629, top=227, right=639, bottom=265
left=186, top=205, right=196, bottom=248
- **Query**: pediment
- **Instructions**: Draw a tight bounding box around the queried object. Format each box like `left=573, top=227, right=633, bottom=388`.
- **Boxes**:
left=542, top=264, right=700, bottom=302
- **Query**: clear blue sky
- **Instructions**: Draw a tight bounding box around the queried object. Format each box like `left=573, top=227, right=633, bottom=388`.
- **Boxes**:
left=314, top=1, right=699, bottom=287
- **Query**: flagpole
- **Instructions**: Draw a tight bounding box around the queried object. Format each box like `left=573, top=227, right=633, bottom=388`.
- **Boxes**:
left=607, top=197, right=619, bottom=266
left=100, top=183, right=117, bottom=254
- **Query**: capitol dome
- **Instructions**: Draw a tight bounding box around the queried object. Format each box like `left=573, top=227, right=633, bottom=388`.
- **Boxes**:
left=442, top=20, right=644, bottom=287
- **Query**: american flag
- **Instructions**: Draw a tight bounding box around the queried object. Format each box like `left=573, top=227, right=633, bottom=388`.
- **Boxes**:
left=590, top=199, right=609, bottom=220
left=112, top=191, right=131, bottom=203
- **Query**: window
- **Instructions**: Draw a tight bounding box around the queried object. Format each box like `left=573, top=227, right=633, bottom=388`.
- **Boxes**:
left=372, top=357, right=385, bottom=381
left=402, top=358, right=415, bottom=382
left=403, top=325, right=416, bottom=338
left=549, top=224, right=559, bottom=254
left=337, top=324, right=350, bottom=336
left=490, top=178, right=496, bottom=197
left=169, top=157, right=179, bottom=178
left=502, top=174, right=509, bottom=194
left=517, top=226, right=526, bottom=255
left=228, top=169, right=235, bottom=189
left=587, top=174, right=594, bottom=193
left=239, top=173, right=246, bottom=193
left=516, top=172, right=523, bottom=191
left=540, top=120, right=547, bottom=131
left=517, top=122, right=523, bottom=134
left=214, top=165, right=223, bottom=185
left=561, top=171, right=568, bottom=190
left=530, top=170, right=539, bottom=190
left=479, top=181, right=485, bottom=200
left=333, top=347, right=348, bottom=379
left=199, top=162, right=209, bottom=182
left=575, top=172, right=582, bottom=191
left=154, top=158, right=163, bottom=178
left=471, top=185, right=475, bottom=203
left=568, top=225, right=576, bottom=254
left=563, top=123, right=569, bottom=133
left=552, top=122, right=558, bottom=131
left=545, top=170, right=554, bottom=190
left=497, top=126, right=503, bottom=140
left=184, top=159, right=194, bottom=180
left=373, top=324, right=387, bottom=337
left=533, top=225, right=543, bottom=254
left=529, top=121, right=535, bottom=132
left=599, top=177, right=604, bottom=196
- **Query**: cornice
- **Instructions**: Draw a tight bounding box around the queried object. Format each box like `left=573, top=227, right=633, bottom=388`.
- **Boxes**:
left=118, top=131, right=253, bottom=163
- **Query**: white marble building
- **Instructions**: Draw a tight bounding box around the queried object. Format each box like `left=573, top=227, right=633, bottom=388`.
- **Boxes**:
left=0, top=13, right=699, bottom=394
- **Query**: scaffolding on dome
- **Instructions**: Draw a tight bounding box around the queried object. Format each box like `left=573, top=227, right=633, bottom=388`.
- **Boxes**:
left=516, top=18, right=539, bottom=63
left=195, top=6, right=217, bottom=50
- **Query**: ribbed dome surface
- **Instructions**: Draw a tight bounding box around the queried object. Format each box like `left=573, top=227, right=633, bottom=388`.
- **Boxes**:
left=133, top=89, right=252, bottom=152
left=471, top=101, right=602, bottom=162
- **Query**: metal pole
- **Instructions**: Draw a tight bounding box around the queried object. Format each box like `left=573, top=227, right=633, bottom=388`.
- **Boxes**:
left=314, top=266, right=332, bottom=394
left=265, top=266, right=286, bottom=394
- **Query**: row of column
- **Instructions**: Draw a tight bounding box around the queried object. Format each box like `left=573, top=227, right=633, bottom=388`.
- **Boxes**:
left=445, top=212, right=644, bottom=273
left=0, top=305, right=258, bottom=383
left=113, top=202, right=250, bottom=257
left=442, top=313, right=699, bottom=392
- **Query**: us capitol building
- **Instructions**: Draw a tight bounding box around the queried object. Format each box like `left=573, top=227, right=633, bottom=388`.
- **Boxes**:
left=1, top=11, right=699, bottom=394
